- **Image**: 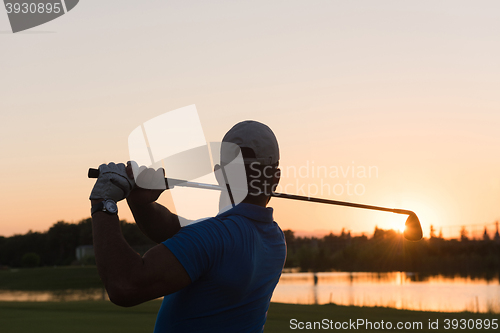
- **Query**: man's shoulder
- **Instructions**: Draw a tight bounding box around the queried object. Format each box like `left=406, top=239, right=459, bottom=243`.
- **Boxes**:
left=181, top=214, right=249, bottom=236
left=179, top=210, right=281, bottom=241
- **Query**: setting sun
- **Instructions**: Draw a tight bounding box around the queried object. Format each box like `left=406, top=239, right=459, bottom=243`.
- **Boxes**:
left=397, top=199, right=442, bottom=239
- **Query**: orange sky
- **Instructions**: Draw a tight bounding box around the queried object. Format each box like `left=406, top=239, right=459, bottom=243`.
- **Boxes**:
left=1, top=1, right=499, bottom=239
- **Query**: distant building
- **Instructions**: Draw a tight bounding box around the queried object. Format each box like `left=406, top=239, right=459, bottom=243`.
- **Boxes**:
left=76, top=245, right=94, bottom=261
left=75, top=244, right=154, bottom=261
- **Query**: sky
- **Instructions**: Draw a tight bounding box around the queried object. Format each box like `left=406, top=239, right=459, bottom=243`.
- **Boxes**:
left=0, top=0, right=499, bottom=239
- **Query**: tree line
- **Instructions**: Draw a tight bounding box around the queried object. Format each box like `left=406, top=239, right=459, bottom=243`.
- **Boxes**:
left=0, top=219, right=155, bottom=267
left=1, top=220, right=499, bottom=276
left=284, top=228, right=500, bottom=276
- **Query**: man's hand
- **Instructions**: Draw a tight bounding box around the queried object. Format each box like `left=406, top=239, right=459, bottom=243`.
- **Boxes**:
left=126, top=161, right=166, bottom=205
left=90, top=163, right=135, bottom=202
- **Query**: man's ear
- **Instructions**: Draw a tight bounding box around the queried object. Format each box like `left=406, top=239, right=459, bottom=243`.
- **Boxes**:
left=273, top=167, right=281, bottom=188
left=266, top=167, right=281, bottom=205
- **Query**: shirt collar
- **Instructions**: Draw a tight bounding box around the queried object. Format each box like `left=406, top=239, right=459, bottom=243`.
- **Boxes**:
left=217, top=203, right=274, bottom=223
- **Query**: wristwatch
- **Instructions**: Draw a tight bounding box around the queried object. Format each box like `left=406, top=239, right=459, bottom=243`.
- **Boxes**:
left=91, top=199, right=118, bottom=216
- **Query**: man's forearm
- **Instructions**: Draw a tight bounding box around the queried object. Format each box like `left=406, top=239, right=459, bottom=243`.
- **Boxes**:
left=127, top=200, right=181, bottom=243
left=91, top=211, right=144, bottom=301
left=91, top=208, right=192, bottom=307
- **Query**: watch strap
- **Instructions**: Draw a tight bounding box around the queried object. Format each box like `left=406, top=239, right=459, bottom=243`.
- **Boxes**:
left=91, top=200, right=118, bottom=215
left=91, top=201, right=105, bottom=216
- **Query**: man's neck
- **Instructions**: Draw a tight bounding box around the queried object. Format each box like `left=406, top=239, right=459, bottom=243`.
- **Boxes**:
left=241, top=195, right=270, bottom=208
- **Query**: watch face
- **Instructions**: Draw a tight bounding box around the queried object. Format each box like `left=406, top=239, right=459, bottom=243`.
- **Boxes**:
left=104, top=200, right=118, bottom=214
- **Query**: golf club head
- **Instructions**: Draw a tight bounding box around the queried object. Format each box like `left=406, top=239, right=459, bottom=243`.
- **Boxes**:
left=403, top=212, right=423, bottom=241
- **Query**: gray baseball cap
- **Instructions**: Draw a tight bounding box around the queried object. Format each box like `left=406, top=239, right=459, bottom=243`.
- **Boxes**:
left=221, top=120, right=280, bottom=166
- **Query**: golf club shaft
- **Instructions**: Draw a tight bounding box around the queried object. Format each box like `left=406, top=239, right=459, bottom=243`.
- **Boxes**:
left=88, top=168, right=413, bottom=216
left=271, top=192, right=412, bottom=215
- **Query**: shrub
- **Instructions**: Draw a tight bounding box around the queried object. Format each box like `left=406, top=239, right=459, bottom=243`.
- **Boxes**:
left=21, top=252, right=40, bottom=268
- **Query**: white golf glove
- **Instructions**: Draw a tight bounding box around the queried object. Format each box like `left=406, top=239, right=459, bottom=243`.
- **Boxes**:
left=89, top=162, right=135, bottom=202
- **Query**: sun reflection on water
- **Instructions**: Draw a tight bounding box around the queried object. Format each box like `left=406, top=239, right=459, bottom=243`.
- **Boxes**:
left=272, top=272, right=500, bottom=313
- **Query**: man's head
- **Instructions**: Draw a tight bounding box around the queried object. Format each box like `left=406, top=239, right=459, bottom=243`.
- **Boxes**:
left=218, top=120, right=280, bottom=207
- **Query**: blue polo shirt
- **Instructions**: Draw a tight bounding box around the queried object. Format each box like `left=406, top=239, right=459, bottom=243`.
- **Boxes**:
left=153, top=203, right=286, bottom=333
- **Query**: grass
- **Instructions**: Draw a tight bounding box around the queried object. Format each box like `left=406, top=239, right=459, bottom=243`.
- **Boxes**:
left=1, top=301, right=500, bottom=332
left=0, top=266, right=103, bottom=290
left=0, top=300, right=159, bottom=333
left=266, top=303, right=500, bottom=332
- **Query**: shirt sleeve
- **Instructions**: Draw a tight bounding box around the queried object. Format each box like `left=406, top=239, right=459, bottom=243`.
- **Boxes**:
left=162, top=220, right=223, bottom=282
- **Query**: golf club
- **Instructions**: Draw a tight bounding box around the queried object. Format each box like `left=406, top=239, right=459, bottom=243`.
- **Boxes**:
left=88, top=168, right=423, bottom=241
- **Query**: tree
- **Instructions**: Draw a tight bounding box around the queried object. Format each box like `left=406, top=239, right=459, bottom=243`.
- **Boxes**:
left=483, top=228, right=490, bottom=241
left=283, top=229, right=295, bottom=243
left=430, top=225, right=436, bottom=238
left=460, top=226, right=469, bottom=241
left=47, top=221, right=80, bottom=265
left=21, top=252, right=40, bottom=267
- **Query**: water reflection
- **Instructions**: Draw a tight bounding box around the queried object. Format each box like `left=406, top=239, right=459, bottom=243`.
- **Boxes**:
left=0, top=288, right=108, bottom=302
left=1, top=272, right=499, bottom=313
left=272, top=272, right=500, bottom=313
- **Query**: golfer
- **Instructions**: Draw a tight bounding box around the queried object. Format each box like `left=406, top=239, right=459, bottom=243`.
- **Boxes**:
left=89, top=121, right=287, bottom=332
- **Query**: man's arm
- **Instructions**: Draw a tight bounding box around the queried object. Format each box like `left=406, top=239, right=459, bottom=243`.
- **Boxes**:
left=91, top=205, right=191, bottom=307
left=127, top=200, right=182, bottom=243
left=125, top=163, right=189, bottom=243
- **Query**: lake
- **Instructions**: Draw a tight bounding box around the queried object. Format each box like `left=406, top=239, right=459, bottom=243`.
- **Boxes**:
left=1, top=272, right=499, bottom=313
left=271, top=272, right=500, bottom=313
